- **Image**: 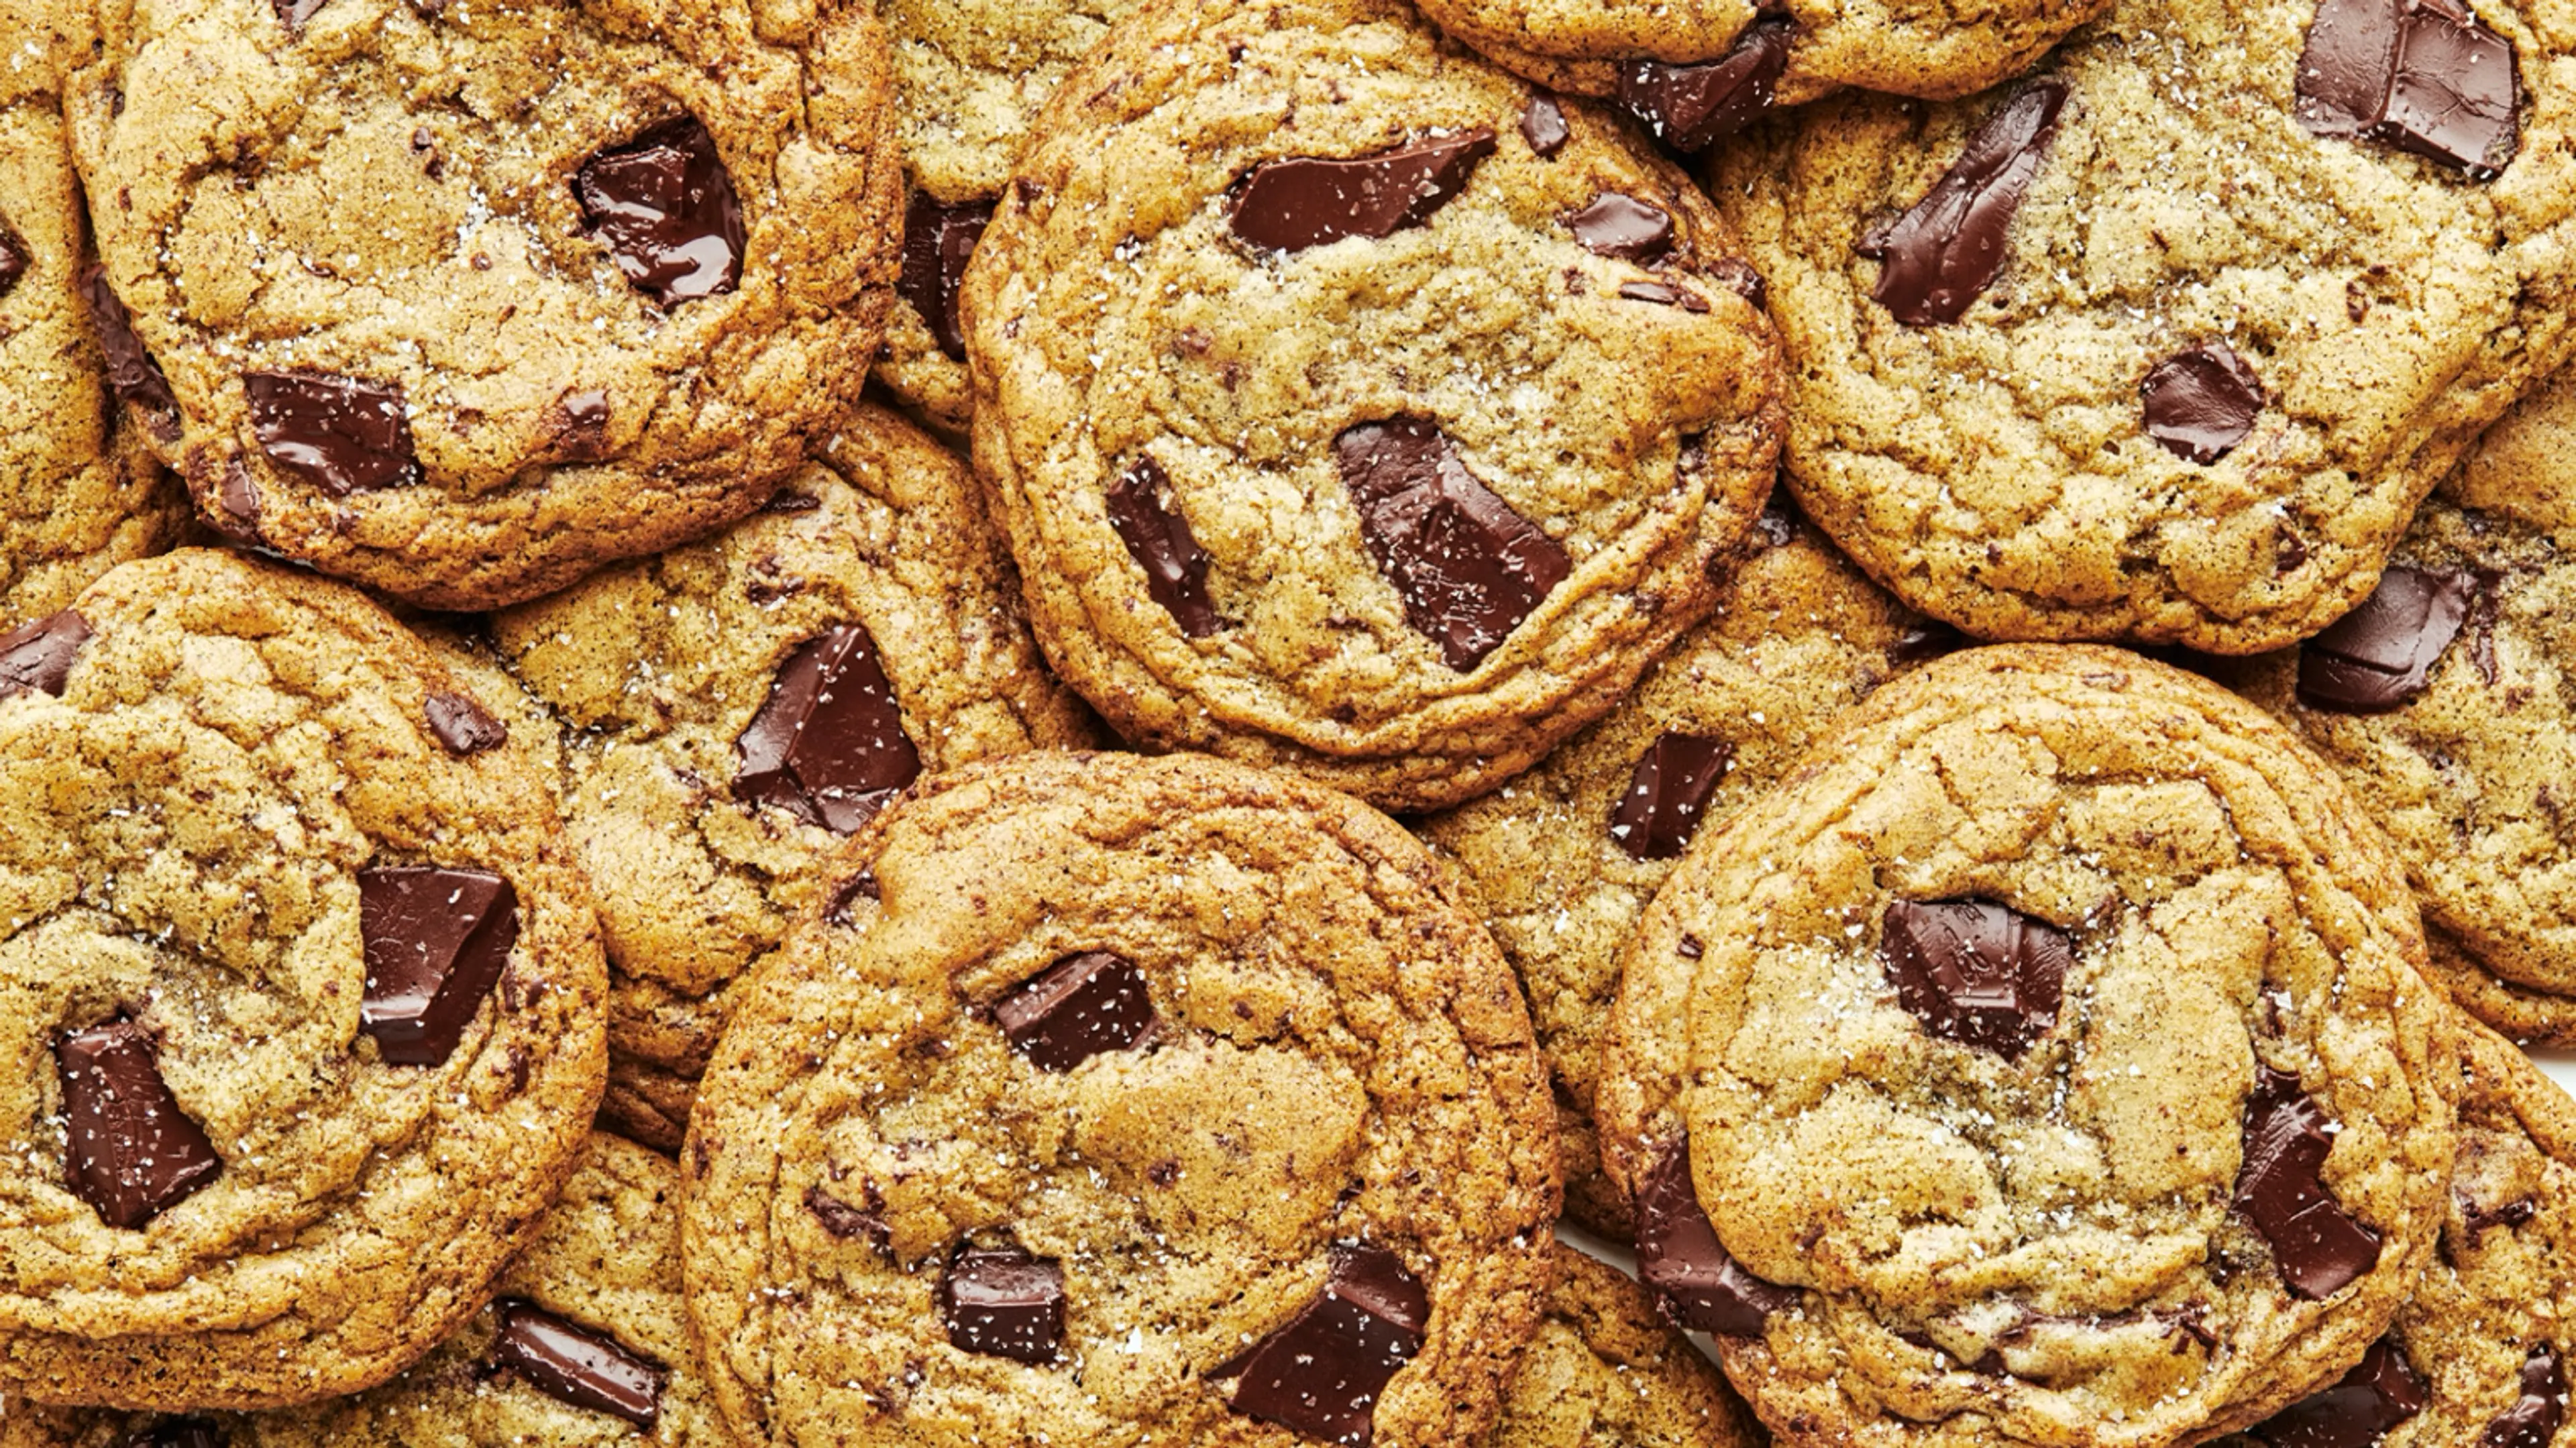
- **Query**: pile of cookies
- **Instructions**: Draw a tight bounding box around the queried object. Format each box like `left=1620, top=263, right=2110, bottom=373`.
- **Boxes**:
left=5, top=0, right=2576, bottom=1443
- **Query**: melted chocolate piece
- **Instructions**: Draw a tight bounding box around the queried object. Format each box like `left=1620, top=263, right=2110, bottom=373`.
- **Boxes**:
left=824, top=871, right=878, bottom=926
left=2297, top=565, right=2473, bottom=714
left=2235, top=1064, right=2383, bottom=1299
left=1609, top=732, right=1732, bottom=860
left=732, top=624, right=922, bottom=833
left=2249, top=1338, right=2429, bottom=1448
left=356, top=866, right=520, bottom=1066
left=1521, top=95, right=1570, bottom=158
left=898, top=193, right=994, bottom=359
left=0, top=608, right=91, bottom=702
left=2297, top=0, right=2520, bottom=178
left=272, top=0, right=329, bottom=25
left=1879, top=899, right=2070, bottom=1060
left=804, top=1182, right=891, bottom=1254
left=1106, top=457, right=1220, bottom=637
left=1226, top=1243, right=1429, bottom=1446
left=425, top=691, right=506, bottom=755
left=994, top=951, right=1157, bottom=1072
left=130, top=1419, right=224, bottom=1448
left=1333, top=416, right=1572, bottom=672
left=938, top=1243, right=1066, bottom=1364
left=0, top=221, right=25, bottom=300
left=1616, top=18, right=1794, bottom=154
left=490, top=1299, right=667, bottom=1429
left=1618, top=279, right=1707, bottom=310
left=1568, top=194, right=1674, bottom=261
left=1230, top=131, right=1497, bottom=254
left=2142, top=343, right=2267, bottom=463
left=2481, top=1346, right=2567, bottom=1448
left=78, top=265, right=180, bottom=432
left=244, top=371, right=419, bottom=494
left=1859, top=81, right=2069, bottom=326
left=1633, top=1139, right=1795, bottom=1335
left=2465, top=1195, right=2540, bottom=1235
left=574, top=115, right=745, bottom=305
left=55, top=1016, right=223, bottom=1229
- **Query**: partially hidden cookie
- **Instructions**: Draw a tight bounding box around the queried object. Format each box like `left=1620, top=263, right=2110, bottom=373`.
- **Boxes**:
left=1492, top=1243, right=1766, bottom=1448
left=1599, top=645, right=2457, bottom=1448
left=1715, top=0, right=2576, bottom=653
left=1421, top=504, right=1954, bottom=1237
left=963, top=0, right=1786, bottom=812
left=681, top=750, right=1559, bottom=1448
left=61, top=0, right=904, bottom=609
left=492, top=403, right=1097, bottom=1152
left=0, top=549, right=607, bottom=1409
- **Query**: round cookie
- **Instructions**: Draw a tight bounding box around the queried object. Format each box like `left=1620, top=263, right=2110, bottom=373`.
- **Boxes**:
left=1421, top=503, right=1955, bottom=1237
left=3, top=1133, right=728, bottom=1448
left=681, top=750, right=1560, bottom=1448
left=0, top=549, right=607, bottom=1409
left=492, top=404, right=1097, bottom=1152
left=962, top=0, right=1787, bottom=812
left=1492, top=1242, right=1766, bottom=1448
left=1713, top=0, right=2576, bottom=653
left=1598, top=645, right=2458, bottom=1448
left=60, top=0, right=904, bottom=610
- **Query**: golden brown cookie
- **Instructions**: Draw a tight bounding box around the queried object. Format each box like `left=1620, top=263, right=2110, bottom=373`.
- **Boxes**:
left=1492, top=1243, right=1766, bottom=1448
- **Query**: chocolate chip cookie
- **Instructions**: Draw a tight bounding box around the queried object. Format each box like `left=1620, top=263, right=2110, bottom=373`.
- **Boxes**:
left=0, top=549, right=607, bottom=1409
left=61, top=0, right=904, bottom=610
left=1598, top=645, right=2457, bottom=1448
left=681, top=750, right=1559, bottom=1448
left=1421, top=503, right=1955, bottom=1237
left=1492, top=1243, right=1764, bottom=1448
left=1715, top=0, right=2576, bottom=653
left=962, top=0, right=1786, bottom=812
left=492, top=403, right=1097, bottom=1152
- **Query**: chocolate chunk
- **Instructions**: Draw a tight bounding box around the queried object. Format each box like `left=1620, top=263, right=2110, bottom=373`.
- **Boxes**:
left=1229, top=130, right=1497, bottom=254
left=218, top=460, right=262, bottom=529
left=2296, top=0, right=2520, bottom=178
left=574, top=115, right=745, bottom=305
left=994, top=951, right=1158, bottom=1072
left=938, top=1243, right=1066, bottom=1365
left=1633, top=1139, right=1795, bottom=1335
left=1521, top=95, right=1570, bottom=158
left=356, top=866, right=520, bottom=1066
left=1890, top=620, right=1972, bottom=665
left=490, top=1299, right=667, bottom=1429
left=130, top=1419, right=224, bottom=1448
left=1568, top=194, right=1674, bottom=261
left=1106, top=457, right=1220, bottom=637
left=2297, top=565, right=2473, bottom=713
left=2248, top=1338, right=2428, bottom=1448
left=2465, top=1196, right=2540, bottom=1234
left=0, top=609, right=91, bottom=702
left=2481, top=1346, right=2567, bottom=1448
left=0, top=221, right=25, bottom=300
left=54, top=1017, right=223, bottom=1229
left=732, top=624, right=922, bottom=833
left=898, top=194, right=994, bottom=361
left=1226, top=1243, right=1428, bottom=1446
left=825, top=871, right=879, bottom=926
left=1608, top=732, right=1732, bottom=860
left=1858, top=80, right=2069, bottom=326
left=2142, top=343, right=2267, bottom=463
left=272, top=0, right=329, bottom=25
left=804, top=1182, right=891, bottom=1254
left=425, top=691, right=506, bottom=755
left=1707, top=258, right=1770, bottom=311
left=1618, top=280, right=1707, bottom=310
left=545, top=389, right=612, bottom=461
left=1616, top=18, right=1794, bottom=153
left=1333, top=416, right=1572, bottom=672
left=2235, top=1064, right=2383, bottom=1300
left=1879, top=899, right=2070, bottom=1060
left=244, top=371, right=419, bottom=495
left=78, top=265, right=180, bottom=433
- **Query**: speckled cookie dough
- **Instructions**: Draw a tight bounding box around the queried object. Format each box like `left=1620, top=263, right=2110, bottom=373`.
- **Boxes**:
left=963, top=0, right=1786, bottom=812
left=1492, top=1243, right=1767, bottom=1448
left=0, top=549, right=606, bottom=1410
left=682, top=750, right=1559, bottom=1448
left=61, top=0, right=904, bottom=610
left=1599, top=645, right=2457, bottom=1448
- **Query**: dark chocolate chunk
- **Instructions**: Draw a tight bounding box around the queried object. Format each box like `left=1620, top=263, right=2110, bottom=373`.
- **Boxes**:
left=218, top=460, right=262, bottom=529
left=425, top=691, right=506, bottom=755
left=898, top=193, right=994, bottom=360
left=356, top=866, right=520, bottom=1066
left=825, top=871, right=878, bottom=926
left=130, top=1419, right=225, bottom=1448
left=732, top=624, right=922, bottom=833
left=1567, top=194, right=1674, bottom=261
left=78, top=265, right=180, bottom=433
left=1521, top=95, right=1570, bottom=158
left=1106, top=457, right=1220, bottom=637
left=2296, top=0, right=2520, bottom=178
left=1229, top=130, right=1496, bottom=254
left=994, top=951, right=1158, bottom=1072
left=574, top=115, right=745, bottom=306
left=2248, top=1338, right=2428, bottom=1448
left=545, top=389, right=612, bottom=461
left=1333, top=416, right=1572, bottom=672
left=1608, top=732, right=1732, bottom=860
left=1618, top=279, right=1707, bottom=310
left=1858, top=80, right=2069, bottom=326
left=0, top=609, right=91, bottom=702
left=272, top=0, right=330, bottom=25
left=2465, top=1196, right=2540, bottom=1234
left=490, top=1299, right=667, bottom=1429
left=938, top=1243, right=1066, bottom=1365
left=1633, top=1139, right=1795, bottom=1335
left=0, top=221, right=25, bottom=300
left=1879, top=898, right=2070, bottom=1060
left=1615, top=18, right=1794, bottom=154
left=2296, top=565, right=2473, bottom=713
left=1226, top=1242, right=1429, bottom=1446
left=804, top=1182, right=891, bottom=1254
left=1707, top=258, right=1770, bottom=311
left=2481, top=1346, right=2567, bottom=1448
left=54, top=1016, right=223, bottom=1229
left=2141, top=343, right=2267, bottom=463
left=1890, top=620, right=1972, bottom=665
left=244, top=371, right=419, bottom=495
left=2235, top=1064, right=2383, bottom=1300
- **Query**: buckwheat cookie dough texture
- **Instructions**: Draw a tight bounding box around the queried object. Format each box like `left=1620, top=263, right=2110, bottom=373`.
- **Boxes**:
left=1716, top=0, right=2576, bottom=653
left=0, top=549, right=607, bottom=1410
left=1492, top=1243, right=1766, bottom=1448
left=1599, top=646, right=2457, bottom=1448
left=963, top=0, right=1787, bottom=812
left=493, top=403, right=1097, bottom=1152
left=682, top=750, right=1559, bottom=1448
left=60, top=0, right=904, bottom=610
